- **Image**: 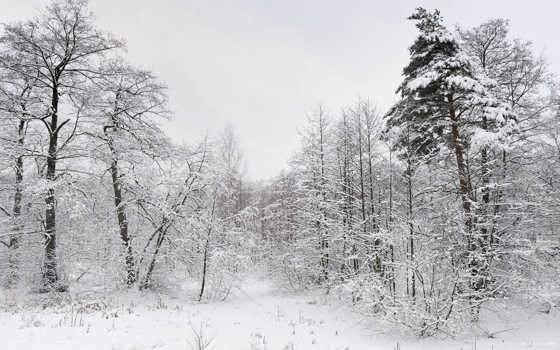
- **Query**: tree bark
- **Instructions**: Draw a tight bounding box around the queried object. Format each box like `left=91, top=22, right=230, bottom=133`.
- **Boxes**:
left=198, top=230, right=211, bottom=302
left=447, top=94, right=471, bottom=220
left=140, top=219, right=170, bottom=290
left=365, top=112, right=382, bottom=274
left=109, top=154, right=137, bottom=286
left=406, top=158, right=416, bottom=299
left=106, top=119, right=137, bottom=286
left=447, top=94, right=490, bottom=295
left=42, top=83, right=61, bottom=290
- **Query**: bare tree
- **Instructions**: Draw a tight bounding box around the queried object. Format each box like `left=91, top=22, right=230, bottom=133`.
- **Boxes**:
left=88, top=58, right=171, bottom=287
left=0, top=0, right=125, bottom=290
left=0, top=58, right=41, bottom=287
left=215, top=122, right=248, bottom=219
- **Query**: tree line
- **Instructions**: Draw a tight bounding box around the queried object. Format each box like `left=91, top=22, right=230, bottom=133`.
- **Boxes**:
left=259, top=9, right=559, bottom=337
left=1, top=1, right=559, bottom=339
left=0, top=0, right=253, bottom=300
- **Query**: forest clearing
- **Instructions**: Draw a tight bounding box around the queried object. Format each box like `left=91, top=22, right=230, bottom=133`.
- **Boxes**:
left=1, top=1, right=560, bottom=348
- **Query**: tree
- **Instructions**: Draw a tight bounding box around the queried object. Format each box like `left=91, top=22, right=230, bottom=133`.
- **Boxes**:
left=0, top=52, right=42, bottom=287
left=133, top=140, right=213, bottom=290
left=215, top=122, right=248, bottom=221
left=0, top=0, right=125, bottom=290
left=457, top=18, right=558, bottom=306
left=293, top=104, right=337, bottom=284
left=88, top=58, right=171, bottom=287
left=385, top=8, right=516, bottom=304
left=263, top=104, right=339, bottom=289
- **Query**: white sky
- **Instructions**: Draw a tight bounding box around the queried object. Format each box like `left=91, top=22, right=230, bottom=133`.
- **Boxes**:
left=2, top=0, right=560, bottom=180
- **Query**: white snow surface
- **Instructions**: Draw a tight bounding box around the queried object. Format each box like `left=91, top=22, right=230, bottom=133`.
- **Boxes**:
left=1, top=281, right=559, bottom=350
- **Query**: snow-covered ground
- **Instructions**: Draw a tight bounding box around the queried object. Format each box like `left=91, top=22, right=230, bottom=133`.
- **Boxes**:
left=1, top=281, right=558, bottom=350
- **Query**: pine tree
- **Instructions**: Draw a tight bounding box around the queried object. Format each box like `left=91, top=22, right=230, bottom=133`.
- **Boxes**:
left=385, top=8, right=516, bottom=301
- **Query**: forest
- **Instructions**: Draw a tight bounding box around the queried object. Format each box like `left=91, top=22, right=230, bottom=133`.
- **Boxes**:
left=1, top=0, right=559, bottom=344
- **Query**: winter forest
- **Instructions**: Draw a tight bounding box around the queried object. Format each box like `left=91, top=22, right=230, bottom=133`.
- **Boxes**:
left=1, top=1, right=559, bottom=349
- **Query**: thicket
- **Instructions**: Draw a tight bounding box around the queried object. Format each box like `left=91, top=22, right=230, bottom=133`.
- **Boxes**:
left=259, top=9, right=560, bottom=338
left=1, top=1, right=559, bottom=339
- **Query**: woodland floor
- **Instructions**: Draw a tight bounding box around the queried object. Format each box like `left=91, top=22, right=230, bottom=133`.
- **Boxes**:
left=0, top=280, right=558, bottom=350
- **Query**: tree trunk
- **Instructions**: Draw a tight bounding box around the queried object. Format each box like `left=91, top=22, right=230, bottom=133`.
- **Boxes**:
left=357, top=115, right=367, bottom=274
left=106, top=123, right=137, bottom=287
left=319, top=121, right=330, bottom=282
left=447, top=94, right=489, bottom=295
left=141, top=221, right=169, bottom=290
left=42, top=85, right=61, bottom=290
left=447, top=95, right=471, bottom=220
left=6, top=119, right=26, bottom=288
left=406, top=159, right=416, bottom=299
left=366, top=115, right=381, bottom=274
left=199, top=195, right=217, bottom=301
left=198, top=226, right=212, bottom=302
left=109, top=156, right=137, bottom=286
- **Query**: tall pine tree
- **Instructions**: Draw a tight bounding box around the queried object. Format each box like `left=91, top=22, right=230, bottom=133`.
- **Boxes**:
left=385, top=8, right=516, bottom=301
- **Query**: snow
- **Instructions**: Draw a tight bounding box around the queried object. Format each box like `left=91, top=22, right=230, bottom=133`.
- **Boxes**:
left=445, top=75, right=485, bottom=93
left=422, top=31, right=455, bottom=43
left=407, top=71, right=441, bottom=91
left=1, top=281, right=559, bottom=350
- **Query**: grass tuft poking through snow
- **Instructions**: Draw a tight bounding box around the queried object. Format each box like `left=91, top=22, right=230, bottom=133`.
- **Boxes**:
left=183, top=317, right=217, bottom=350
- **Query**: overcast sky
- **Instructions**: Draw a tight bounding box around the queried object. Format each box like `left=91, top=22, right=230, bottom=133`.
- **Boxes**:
left=2, top=0, right=560, bottom=180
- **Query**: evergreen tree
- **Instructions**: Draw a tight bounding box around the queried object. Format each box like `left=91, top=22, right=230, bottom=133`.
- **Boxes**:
left=386, top=8, right=516, bottom=301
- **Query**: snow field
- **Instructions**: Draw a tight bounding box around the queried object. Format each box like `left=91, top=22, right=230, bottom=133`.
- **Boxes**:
left=0, top=282, right=558, bottom=350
